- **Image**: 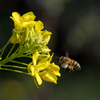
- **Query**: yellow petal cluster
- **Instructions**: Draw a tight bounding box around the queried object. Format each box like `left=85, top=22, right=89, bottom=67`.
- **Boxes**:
left=10, top=12, right=61, bottom=87
left=28, top=51, right=61, bottom=86
left=10, top=12, right=52, bottom=54
left=10, top=12, right=36, bottom=28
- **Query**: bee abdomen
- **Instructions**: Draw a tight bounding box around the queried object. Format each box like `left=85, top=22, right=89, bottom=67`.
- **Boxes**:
left=70, top=60, right=76, bottom=66
left=70, top=60, right=81, bottom=70
left=75, top=63, right=81, bottom=70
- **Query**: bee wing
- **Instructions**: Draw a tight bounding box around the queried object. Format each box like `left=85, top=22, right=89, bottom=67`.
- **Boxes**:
left=61, top=63, right=68, bottom=69
left=66, top=52, right=68, bottom=57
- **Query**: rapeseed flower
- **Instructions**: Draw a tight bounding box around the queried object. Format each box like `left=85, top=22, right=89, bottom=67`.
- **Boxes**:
left=35, top=20, right=44, bottom=35
left=10, top=12, right=36, bottom=28
left=42, top=30, right=52, bottom=44
left=7, top=11, right=61, bottom=87
left=10, top=12, right=36, bottom=43
left=28, top=51, right=61, bottom=86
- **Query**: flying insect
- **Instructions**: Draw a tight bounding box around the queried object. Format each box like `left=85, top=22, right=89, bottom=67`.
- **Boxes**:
left=59, top=52, right=81, bottom=72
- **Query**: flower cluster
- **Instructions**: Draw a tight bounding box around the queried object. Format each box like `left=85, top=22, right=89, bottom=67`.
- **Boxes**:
left=28, top=51, right=61, bottom=86
left=9, top=12, right=61, bottom=86
left=10, top=12, right=51, bottom=54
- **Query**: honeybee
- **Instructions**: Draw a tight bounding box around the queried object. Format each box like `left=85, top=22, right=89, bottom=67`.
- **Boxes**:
left=59, top=52, right=81, bottom=72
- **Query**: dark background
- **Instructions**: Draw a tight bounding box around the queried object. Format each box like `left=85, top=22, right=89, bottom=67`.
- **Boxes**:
left=0, top=0, right=100, bottom=100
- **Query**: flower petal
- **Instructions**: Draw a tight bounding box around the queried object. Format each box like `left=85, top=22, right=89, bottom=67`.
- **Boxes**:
left=22, top=12, right=36, bottom=21
left=48, top=63, right=61, bottom=76
left=10, top=12, right=21, bottom=24
left=35, top=72, right=42, bottom=85
left=47, top=68, right=61, bottom=77
left=53, top=71, right=61, bottom=77
left=10, top=29, right=22, bottom=43
left=22, top=21, right=35, bottom=27
left=30, top=45, right=41, bottom=54
left=42, top=31, right=52, bottom=44
left=42, top=30, right=52, bottom=35
left=40, top=48, right=51, bottom=53
left=35, top=20, right=44, bottom=32
left=38, top=54, right=50, bottom=61
left=48, top=53, right=54, bottom=63
left=39, top=71, right=57, bottom=84
left=27, top=62, right=34, bottom=75
left=30, top=66, right=35, bottom=76
left=32, top=51, right=38, bottom=65
left=36, top=61, right=49, bottom=71
left=49, top=63, right=60, bottom=71
left=42, top=34, right=51, bottom=44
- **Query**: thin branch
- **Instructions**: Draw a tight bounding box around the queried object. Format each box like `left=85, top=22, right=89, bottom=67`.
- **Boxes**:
left=1, top=64, right=27, bottom=69
left=11, top=60, right=28, bottom=66
left=6, top=41, right=16, bottom=59
left=0, top=39, right=10, bottom=57
left=0, top=68, right=30, bottom=75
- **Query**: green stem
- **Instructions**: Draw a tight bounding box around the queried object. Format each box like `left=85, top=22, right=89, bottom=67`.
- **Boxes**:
left=1, top=64, right=27, bottom=69
left=0, top=68, right=30, bottom=75
left=14, top=43, right=21, bottom=54
left=0, top=39, right=10, bottom=57
left=6, top=41, right=16, bottom=59
left=16, top=55, right=32, bottom=58
left=0, top=45, right=23, bottom=65
left=11, top=60, right=28, bottom=66
left=0, top=46, right=6, bottom=52
left=33, top=77, right=39, bottom=88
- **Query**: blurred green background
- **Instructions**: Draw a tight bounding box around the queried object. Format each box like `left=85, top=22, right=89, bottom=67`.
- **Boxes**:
left=0, top=0, right=100, bottom=100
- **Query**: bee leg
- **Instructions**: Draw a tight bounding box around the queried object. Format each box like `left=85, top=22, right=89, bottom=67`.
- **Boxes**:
left=68, top=66, right=71, bottom=73
left=71, top=67, right=74, bottom=71
left=68, top=66, right=74, bottom=73
left=64, top=68, right=66, bottom=72
left=69, top=69, right=72, bottom=74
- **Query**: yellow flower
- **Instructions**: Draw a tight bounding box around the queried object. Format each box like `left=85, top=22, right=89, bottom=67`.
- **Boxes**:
left=40, top=46, right=51, bottom=54
left=39, top=60, right=61, bottom=84
left=28, top=51, right=50, bottom=85
left=42, top=30, right=52, bottom=44
left=47, top=63, right=61, bottom=77
left=35, top=20, right=44, bottom=35
left=39, top=71, right=58, bottom=84
left=10, top=12, right=36, bottom=43
left=10, top=11, right=52, bottom=47
left=38, top=53, right=50, bottom=61
left=10, top=12, right=36, bottom=28
left=10, top=29, right=23, bottom=43
left=28, top=51, right=61, bottom=86
left=39, top=53, right=61, bottom=84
